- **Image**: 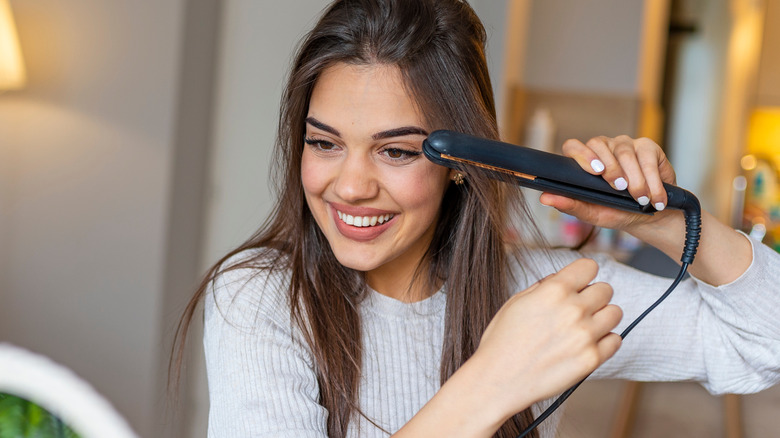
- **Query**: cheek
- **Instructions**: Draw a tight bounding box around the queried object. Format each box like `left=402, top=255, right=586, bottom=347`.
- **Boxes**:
left=300, top=150, right=328, bottom=198
left=387, top=164, right=450, bottom=214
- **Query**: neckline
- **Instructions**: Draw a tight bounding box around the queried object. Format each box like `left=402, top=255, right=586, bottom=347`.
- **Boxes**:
left=363, top=285, right=446, bottom=318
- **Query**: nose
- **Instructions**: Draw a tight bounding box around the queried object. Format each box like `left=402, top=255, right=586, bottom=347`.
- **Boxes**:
left=333, top=152, right=379, bottom=202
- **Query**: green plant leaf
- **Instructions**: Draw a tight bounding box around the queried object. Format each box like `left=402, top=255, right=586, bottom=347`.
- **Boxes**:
left=0, top=393, right=81, bottom=438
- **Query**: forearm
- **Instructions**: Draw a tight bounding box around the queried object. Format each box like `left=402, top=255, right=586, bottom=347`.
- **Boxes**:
left=392, top=355, right=520, bottom=438
left=627, top=209, right=752, bottom=286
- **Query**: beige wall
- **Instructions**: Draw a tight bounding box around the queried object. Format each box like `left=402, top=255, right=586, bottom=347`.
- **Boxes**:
left=0, top=1, right=220, bottom=436
left=522, top=0, right=645, bottom=94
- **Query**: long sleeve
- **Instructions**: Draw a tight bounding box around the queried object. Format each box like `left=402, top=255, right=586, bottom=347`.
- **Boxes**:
left=522, top=235, right=780, bottom=395
left=593, top=234, right=780, bottom=394
left=203, top=264, right=328, bottom=438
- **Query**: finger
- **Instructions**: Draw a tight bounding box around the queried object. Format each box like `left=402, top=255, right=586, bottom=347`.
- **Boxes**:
left=590, top=304, right=623, bottom=335
left=539, top=193, right=602, bottom=224
left=539, top=192, right=578, bottom=212
left=635, top=137, right=668, bottom=210
left=612, top=137, right=651, bottom=204
left=584, top=136, right=628, bottom=191
left=547, top=258, right=599, bottom=292
left=596, top=332, right=623, bottom=362
left=513, top=278, right=544, bottom=298
left=576, top=282, right=614, bottom=314
left=562, top=138, right=607, bottom=175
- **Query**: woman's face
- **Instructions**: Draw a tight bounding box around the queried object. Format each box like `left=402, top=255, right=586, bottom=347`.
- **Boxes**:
left=301, top=63, right=451, bottom=294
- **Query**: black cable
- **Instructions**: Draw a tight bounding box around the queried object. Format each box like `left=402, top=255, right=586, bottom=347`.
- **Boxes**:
left=516, top=202, right=701, bottom=438
left=516, top=263, right=689, bottom=438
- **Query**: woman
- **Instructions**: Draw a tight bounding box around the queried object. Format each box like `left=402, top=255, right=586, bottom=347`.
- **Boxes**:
left=172, top=0, right=780, bottom=437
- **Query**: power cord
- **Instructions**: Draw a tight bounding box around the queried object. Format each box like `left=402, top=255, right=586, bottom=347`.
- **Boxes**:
left=517, top=192, right=702, bottom=438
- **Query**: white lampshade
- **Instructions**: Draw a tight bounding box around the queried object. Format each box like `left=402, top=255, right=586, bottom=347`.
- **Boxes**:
left=0, top=0, right=26, bottom=90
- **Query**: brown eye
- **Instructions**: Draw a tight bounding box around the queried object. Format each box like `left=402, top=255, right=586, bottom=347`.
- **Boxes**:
left=382, top=148, right=421, bottom=162
left=304, top=137, right=337, bottom=151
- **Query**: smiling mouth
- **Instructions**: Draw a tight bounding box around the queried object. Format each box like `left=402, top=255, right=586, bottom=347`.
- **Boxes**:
left=336, top=210, right=395, bottom=228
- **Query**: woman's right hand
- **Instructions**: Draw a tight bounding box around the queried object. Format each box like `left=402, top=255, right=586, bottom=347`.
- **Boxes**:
left=473, top=258, right=623, bottom=420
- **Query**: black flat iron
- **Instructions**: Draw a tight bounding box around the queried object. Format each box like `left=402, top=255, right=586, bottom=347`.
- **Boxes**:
left=422, top=130, right=699, bottom=216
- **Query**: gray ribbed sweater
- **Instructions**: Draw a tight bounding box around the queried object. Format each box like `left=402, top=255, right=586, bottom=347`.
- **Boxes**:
left=204, top=235, right=780, bottom=437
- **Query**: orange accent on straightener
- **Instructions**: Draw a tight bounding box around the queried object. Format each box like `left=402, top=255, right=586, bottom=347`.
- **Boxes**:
left=439, top=153, right=537, bottom=181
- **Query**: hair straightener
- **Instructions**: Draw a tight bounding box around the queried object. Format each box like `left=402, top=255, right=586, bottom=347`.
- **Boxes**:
left=422, top=129, right=702, bottom=437
left=423, top=130, right=700, bottom=217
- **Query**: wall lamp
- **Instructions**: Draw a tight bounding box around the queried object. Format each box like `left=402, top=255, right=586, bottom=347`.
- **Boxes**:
left=0, top=0, right=26, bottom=90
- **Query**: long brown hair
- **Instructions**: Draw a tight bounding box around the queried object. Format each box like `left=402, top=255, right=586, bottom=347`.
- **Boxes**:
left=172, top=1, right=543, bottom=436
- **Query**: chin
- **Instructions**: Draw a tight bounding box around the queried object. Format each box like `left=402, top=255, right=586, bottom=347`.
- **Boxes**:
left=331, top=251, right=381, bottom=273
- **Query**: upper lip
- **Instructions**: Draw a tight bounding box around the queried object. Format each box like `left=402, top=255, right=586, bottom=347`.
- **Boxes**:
left=329, top=202, right=396, bottom=217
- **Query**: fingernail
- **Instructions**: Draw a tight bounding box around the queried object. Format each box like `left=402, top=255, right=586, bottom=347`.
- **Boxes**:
left=614, top=177, right=628, bottom=191
left=590, top=159, right=605, bottom=173
left=637, top=196, right=650, bottom=206
left=654, top=202, right=665, bottom=211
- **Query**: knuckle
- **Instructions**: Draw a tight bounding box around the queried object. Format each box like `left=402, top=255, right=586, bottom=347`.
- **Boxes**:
left=602, top=281, right=614, bottom=296
left=569, top=324, right=593, bottom=346
left=580, top=347, right=601, bottom=370
left=562, top=138, right=582, bottom=150
left=594, top=282, right=614, bottom=302
left=613, top=145, right=636, bottom=160
left=548, top=281, right=571, bottom=301
left=585, top=137, right=608, bottom=149
left=610, top=305, right=624, bottom=323
left=635, top=137, right=658, bottom=149
left=562, top=305, right=586, bottom=326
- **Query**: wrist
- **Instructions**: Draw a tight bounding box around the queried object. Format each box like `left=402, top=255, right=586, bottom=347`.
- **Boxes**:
left=396, top=353, right=528, bottom=437
left=453, top=353, right=525, bottom=429
left=622, top=209, right=685, bottom=248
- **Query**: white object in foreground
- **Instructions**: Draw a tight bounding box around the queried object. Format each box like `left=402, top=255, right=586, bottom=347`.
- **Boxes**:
left=0, top=343, right=138, bottom=438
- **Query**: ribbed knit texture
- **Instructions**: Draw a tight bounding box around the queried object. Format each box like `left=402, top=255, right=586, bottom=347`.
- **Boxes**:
left=204, top=233, right=780, bottom=437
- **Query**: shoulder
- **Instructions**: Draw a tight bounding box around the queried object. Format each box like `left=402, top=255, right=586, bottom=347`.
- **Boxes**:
left=506, top=246, right=580, bottom=290
left=204, top=248, right=294, bottom=332
left=506, top=246, right=622, bottom=292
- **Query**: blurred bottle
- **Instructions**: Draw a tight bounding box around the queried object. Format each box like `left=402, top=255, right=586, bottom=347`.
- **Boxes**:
left=524, top=107, right=555, bottom=153
left=523, top=108, right=560, bottom=244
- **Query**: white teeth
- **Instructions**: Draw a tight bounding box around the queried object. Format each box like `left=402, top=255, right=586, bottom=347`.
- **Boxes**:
left=336, top=210, right=393, bottom=228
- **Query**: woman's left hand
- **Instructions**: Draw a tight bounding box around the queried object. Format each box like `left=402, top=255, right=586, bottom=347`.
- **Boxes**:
left=539, top=135, right=677, bottom=232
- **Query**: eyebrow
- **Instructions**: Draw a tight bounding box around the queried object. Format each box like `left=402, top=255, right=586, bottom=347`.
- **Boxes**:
left=305, top=116, right=428, bottom=140
left=305, top=117, right=340, bottom=136
left=372, top=126, right=429, bottom=140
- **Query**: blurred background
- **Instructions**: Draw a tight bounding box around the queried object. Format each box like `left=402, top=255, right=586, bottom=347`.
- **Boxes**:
left=0, top=0, right=778, bottom=436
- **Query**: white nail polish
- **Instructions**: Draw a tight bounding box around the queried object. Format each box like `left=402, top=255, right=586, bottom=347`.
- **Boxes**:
left=654, top=202, right=665, bottom=211
left=637, top=196, right=650, bottom=206
left=615, top=177, right=628, bottom=191
left=591, top=159, right=605, bottom=173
